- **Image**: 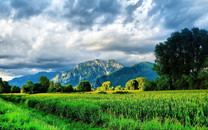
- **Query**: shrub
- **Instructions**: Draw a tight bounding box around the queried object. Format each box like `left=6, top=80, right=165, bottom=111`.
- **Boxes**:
left=97, top=91, right=107, bottom=94
left=77, top=81, right=92, bottom=92
left=113, top=91, right=129, bottom=94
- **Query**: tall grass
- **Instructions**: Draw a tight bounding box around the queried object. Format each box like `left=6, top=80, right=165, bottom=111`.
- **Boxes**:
left=0, top=98, right=102, bottom=130
left=0, top=90, right=207, bottom=129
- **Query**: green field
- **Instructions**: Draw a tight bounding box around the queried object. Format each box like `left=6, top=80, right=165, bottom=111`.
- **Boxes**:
left=0, top=90, right=207, bottom=129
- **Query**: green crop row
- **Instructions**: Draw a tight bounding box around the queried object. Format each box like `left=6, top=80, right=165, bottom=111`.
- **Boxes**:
left=0, top=90, right=207, bottom=129
left=0, top=98, right=102, bottom=130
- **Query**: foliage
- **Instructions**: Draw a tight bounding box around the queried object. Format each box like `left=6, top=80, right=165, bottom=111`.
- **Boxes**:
left=33, top=83, right=45, bottom=93
left=0, top=78, right=12, bottom=93
left=10, top=86, right=21, bottom=93
left=63, top=84, right=74, bottom=92
left=48, top=81, right=56, bottom=92
left=39, top=76, right=50, bottom=92
left=135, top=77, right=146, bottom=90
left=76, top=81, right=92, bottom=91
left=113, top=91, right=129, bottom=94
left=1, top=90, right=207, bottom=129
left=125, top=79, right=138, bottom=90
left=95, top=62, right=157, bottom=88
left=21, top=80, right=34, bottom=94
left=54, top=82, right=63, bottom=92
left=154, top=28, right=208, bottom=90
left=143, top=80, right=157, bottom=91
left=114, top=85, right=123, bottom=91
left=97, top=91, right=107, bottom=94
left=0, top=98, right=98, bottom=130
left=101, top=81, right=112, bottom=91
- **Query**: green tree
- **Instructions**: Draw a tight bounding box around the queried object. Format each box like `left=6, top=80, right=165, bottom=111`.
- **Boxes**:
left=0, top=78, right=4, bottom=93
left=77, top=81, right=92, bottom=92
left=101, top=81, right=112, bottom=91
left=63, top=84, right=73, bottom=92
left=10, top=86, right=20, bottom=93
left=136, top=77, right=146, bottom=90
left=22, top=80, right=34, bottom=94
left=48, top=81, right=56, bottom=92
left=33, top=83, right=44, bottom=93
left=39, top=76, right=50, bottom=92
left=125, top=79, right=138, bottom=90
left=54, top=82, right=63, bottom=92
left=115, top=85, right=123, bottom=91
left=154, top=28, right=208, bottom=89
left=143, top=81, right=157, bottom=91
left=197, top=71, right=208, bottom=89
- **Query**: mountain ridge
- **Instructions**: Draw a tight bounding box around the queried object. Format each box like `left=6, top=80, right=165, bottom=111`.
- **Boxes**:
left=8, top=71, right=59, bottom=87
left=95, top=62, right=158, bottom=88
left=52, top=59, right=124, bottom=86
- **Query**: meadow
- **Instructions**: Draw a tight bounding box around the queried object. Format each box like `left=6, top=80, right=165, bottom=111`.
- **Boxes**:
left=0, top=90, right=207, bottom=129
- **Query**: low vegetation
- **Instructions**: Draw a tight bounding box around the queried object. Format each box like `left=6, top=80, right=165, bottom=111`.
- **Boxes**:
left=1, top=90, right=207, bottom=129
left=0, top=98, right=99, bottom=130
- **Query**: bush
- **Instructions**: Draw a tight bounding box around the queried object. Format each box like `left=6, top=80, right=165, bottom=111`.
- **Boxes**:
left=97, top=91, right=107, bottom=94
left=143, top=81, right=157, bottom=91
left=113, top=91, right=129, bottom=94
left=77, top=81, right=92, bottom=92
left=63, top=84, right=73, bottom=92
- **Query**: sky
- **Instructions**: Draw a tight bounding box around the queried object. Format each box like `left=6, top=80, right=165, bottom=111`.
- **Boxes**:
left=0, top=0, right=208, bottom=81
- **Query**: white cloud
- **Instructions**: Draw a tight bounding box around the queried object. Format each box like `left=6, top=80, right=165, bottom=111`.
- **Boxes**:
left=0, top=0, right=207, bottom=79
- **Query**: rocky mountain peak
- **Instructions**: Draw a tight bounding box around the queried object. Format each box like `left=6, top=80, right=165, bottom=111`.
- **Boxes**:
left=52, top=59, right=124, bottom=86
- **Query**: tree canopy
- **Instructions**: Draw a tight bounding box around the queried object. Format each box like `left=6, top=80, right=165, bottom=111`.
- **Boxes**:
left=76, top=81, right=92, bottom=91
left=154, top=28, right=208, bottom=90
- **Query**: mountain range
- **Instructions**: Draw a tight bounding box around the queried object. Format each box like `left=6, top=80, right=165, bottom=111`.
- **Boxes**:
left=95, top=62, right=157, bottom=88
left=52, top=59, right=124, bottom=87
left=8, top=59, right=157, bottom=88
left=8, top=72, right=59, bottom=87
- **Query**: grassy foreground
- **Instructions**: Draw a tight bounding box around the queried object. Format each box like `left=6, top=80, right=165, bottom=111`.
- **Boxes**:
left=0, top=98, right=101, bottom=130
left=0, top=90, right=208, bottom=129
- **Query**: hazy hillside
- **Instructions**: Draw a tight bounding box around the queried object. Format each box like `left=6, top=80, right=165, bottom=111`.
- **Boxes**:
left=95, top=62, right=158, bottom=88
left=8, top=72, right=59, bottom=87
left=53, top=59, right=124, bottom=86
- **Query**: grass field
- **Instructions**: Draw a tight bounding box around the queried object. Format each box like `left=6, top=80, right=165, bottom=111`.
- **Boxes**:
left=0, top=90, right=207, bottom=129
left=0, top=98, right=101, bottom=130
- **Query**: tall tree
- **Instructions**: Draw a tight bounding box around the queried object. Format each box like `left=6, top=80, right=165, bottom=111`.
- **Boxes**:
left=102, top=81, right=112, bottom=91
left=135, top=77, right=146, bottom=90
left=0, top=78, right=4, bottom=93
left=154, top=28, right=208, bottom=89
left=39, top=76, right=50, bottom=92
left=22, top=80, right=34, bottom=94
left=125, top=79, right=138, bottom=90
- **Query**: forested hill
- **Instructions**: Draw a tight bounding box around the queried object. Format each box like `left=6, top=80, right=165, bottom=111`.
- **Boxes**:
left=95, top=62, right=157, bottom=88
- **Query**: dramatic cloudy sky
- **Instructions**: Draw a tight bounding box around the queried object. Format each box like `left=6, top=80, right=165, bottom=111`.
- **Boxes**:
left=0, top=0, right=208, bottom=80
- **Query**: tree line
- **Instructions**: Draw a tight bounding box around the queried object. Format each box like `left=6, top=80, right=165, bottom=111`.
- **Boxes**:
left=21, top=76, right=92, bottom=94
left=0, top=78, right=20, bottom=93
left=97, top=77, right=146, bottom=91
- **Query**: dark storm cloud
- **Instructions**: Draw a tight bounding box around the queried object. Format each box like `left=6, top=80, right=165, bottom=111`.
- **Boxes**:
left=0, top=62, right=67, bottom=70
left=0, top=55, right=17, bottom=59
left=95, top=40, right=156, bottom=55
left=9, top=0, right=50, bottom=19
left=149, top=0, right=208, bottom=29
left=1, top=0, right=208, bottom=80
left=63, top=0, right=121, bottom=30
left=124, top=0, right=143, bottom=23
left=106, top=44, right=155, bottom=55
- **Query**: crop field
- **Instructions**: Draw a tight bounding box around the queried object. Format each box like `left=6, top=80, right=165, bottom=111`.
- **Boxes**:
left=0, top=90, right=207, bottom=129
